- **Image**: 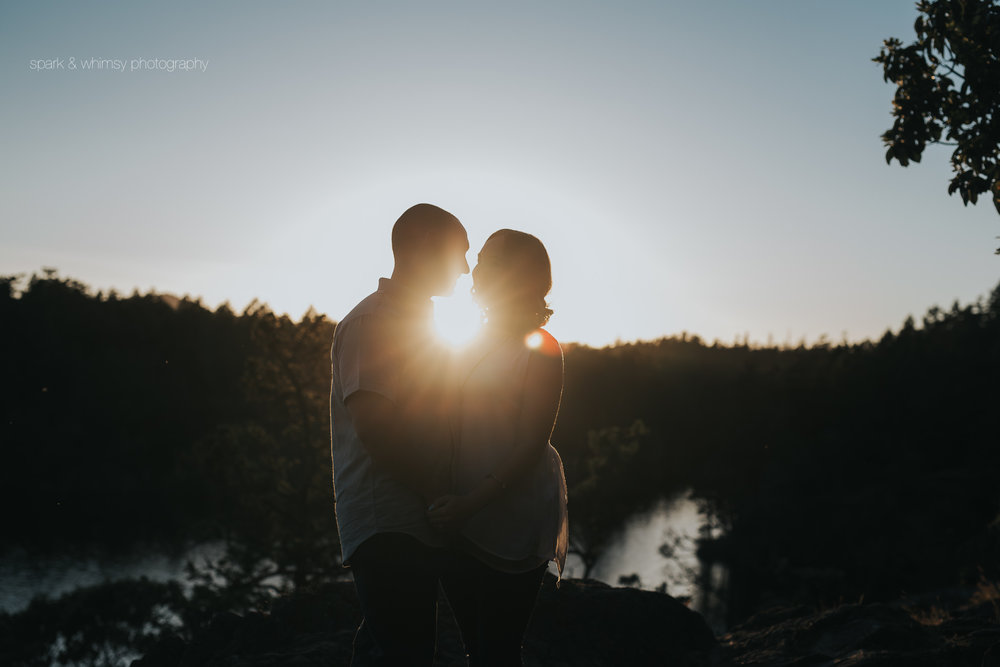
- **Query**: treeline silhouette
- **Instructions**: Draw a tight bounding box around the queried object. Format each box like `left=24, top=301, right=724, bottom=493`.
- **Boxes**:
left=1, top=269, right=341, bottom=599
left=558, top=290, right=1000, bottom=622
left=2, top=270, right=999, bottom=635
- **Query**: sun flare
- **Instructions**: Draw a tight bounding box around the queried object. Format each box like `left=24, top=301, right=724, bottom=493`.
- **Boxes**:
left=525, top=331, right=543, bottom=349
left=432, top=276, right=481, bottom=347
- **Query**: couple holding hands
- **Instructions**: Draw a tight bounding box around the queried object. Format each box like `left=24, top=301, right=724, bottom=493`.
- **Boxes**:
left=330, top=203, right=569, bottom=666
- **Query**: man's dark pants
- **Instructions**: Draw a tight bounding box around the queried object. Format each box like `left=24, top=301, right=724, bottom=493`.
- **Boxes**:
left=349, top=531, right=443, bottom=667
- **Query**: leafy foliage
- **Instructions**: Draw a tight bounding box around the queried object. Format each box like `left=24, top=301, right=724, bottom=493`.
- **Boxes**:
left=874, top=0, right=1000, bottom=252
left=0, top=578, right=187, bottom=667
left=181, top=303, right=341, bottom=606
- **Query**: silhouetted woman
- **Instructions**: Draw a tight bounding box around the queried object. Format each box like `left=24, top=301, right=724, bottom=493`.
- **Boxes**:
left=427, top=229, right=568, bottom=667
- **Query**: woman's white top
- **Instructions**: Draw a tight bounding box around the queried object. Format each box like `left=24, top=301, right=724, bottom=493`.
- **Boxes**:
left=452, top=330, right=569, bottom=578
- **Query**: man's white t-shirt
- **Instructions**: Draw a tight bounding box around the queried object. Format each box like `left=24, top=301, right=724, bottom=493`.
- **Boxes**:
left=329, top=278, right=451, bottom=564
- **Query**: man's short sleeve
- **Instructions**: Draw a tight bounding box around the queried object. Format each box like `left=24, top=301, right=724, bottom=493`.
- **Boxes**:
left=335, top=313, right=397, bottom=405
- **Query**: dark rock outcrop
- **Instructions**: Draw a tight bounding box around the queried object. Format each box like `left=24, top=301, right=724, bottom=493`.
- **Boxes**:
left=524, top=577, right=718, bottom=666
left=131, top=574, right=718, bottom=667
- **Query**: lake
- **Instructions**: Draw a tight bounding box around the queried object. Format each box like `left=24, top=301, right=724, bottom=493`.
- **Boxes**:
left=1, top=489, right=727, bottom=631
left=561, top=490, right=728, bottom=633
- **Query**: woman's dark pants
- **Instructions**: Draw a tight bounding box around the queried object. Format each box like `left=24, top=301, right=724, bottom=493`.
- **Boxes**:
left=440, top=549, right=547, bottom=667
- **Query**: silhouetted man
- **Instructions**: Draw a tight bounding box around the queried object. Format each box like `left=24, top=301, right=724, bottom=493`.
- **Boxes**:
left=330, top=203, right=469, bottom=666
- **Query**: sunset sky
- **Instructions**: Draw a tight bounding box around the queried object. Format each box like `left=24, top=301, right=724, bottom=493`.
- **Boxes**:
left=2, top=1, right=998, bottom=347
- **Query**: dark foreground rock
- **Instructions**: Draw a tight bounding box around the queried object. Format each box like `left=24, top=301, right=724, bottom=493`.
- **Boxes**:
left=131, top=574, right=718, bottom=667
left=721, top=592, right=1000, bottom=666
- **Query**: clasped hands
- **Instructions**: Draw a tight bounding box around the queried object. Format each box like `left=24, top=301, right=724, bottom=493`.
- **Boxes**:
left=426, top=471, right=507, bottom=532
left=425, top=493, right=478, bottom=533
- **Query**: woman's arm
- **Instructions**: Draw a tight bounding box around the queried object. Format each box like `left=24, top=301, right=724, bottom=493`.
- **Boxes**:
left=427, top=336, right=563, bottom=529
left=488, top=341, right=563, bottom=494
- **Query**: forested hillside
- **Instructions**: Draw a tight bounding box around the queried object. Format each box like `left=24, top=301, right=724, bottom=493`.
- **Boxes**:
left=2, top=270, right=998, bottom=627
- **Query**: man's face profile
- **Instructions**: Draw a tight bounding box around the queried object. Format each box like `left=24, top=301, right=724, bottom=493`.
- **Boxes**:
left=429, top=231, right=470, bottom=297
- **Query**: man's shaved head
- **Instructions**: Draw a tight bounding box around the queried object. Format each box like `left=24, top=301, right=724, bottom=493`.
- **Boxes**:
left=391, top=204, right=465, bottom=261
left=389, top=203, right=469, bottom=297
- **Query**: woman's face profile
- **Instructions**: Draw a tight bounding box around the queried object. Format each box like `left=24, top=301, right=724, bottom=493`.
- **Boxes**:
left=471, top=235, right=509, bottom=307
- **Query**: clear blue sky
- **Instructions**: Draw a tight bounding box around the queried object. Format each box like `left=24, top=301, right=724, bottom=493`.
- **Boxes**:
left=2, top=1, right=997, bottom=346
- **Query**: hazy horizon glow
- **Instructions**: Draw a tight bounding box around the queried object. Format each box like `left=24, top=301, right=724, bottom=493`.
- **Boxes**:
left=2, top=1, right=998, bottom=347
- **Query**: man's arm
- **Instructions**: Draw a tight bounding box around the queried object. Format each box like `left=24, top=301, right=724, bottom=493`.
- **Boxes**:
left=345, top=390, right=438, bottom=501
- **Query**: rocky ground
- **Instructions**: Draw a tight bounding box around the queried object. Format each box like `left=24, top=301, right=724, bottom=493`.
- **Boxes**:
left=721, top=585, right=1000, bottom=667
left=132, top=576, right=1000, bottom=667
left=132, top=575, right=716, bottom=667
